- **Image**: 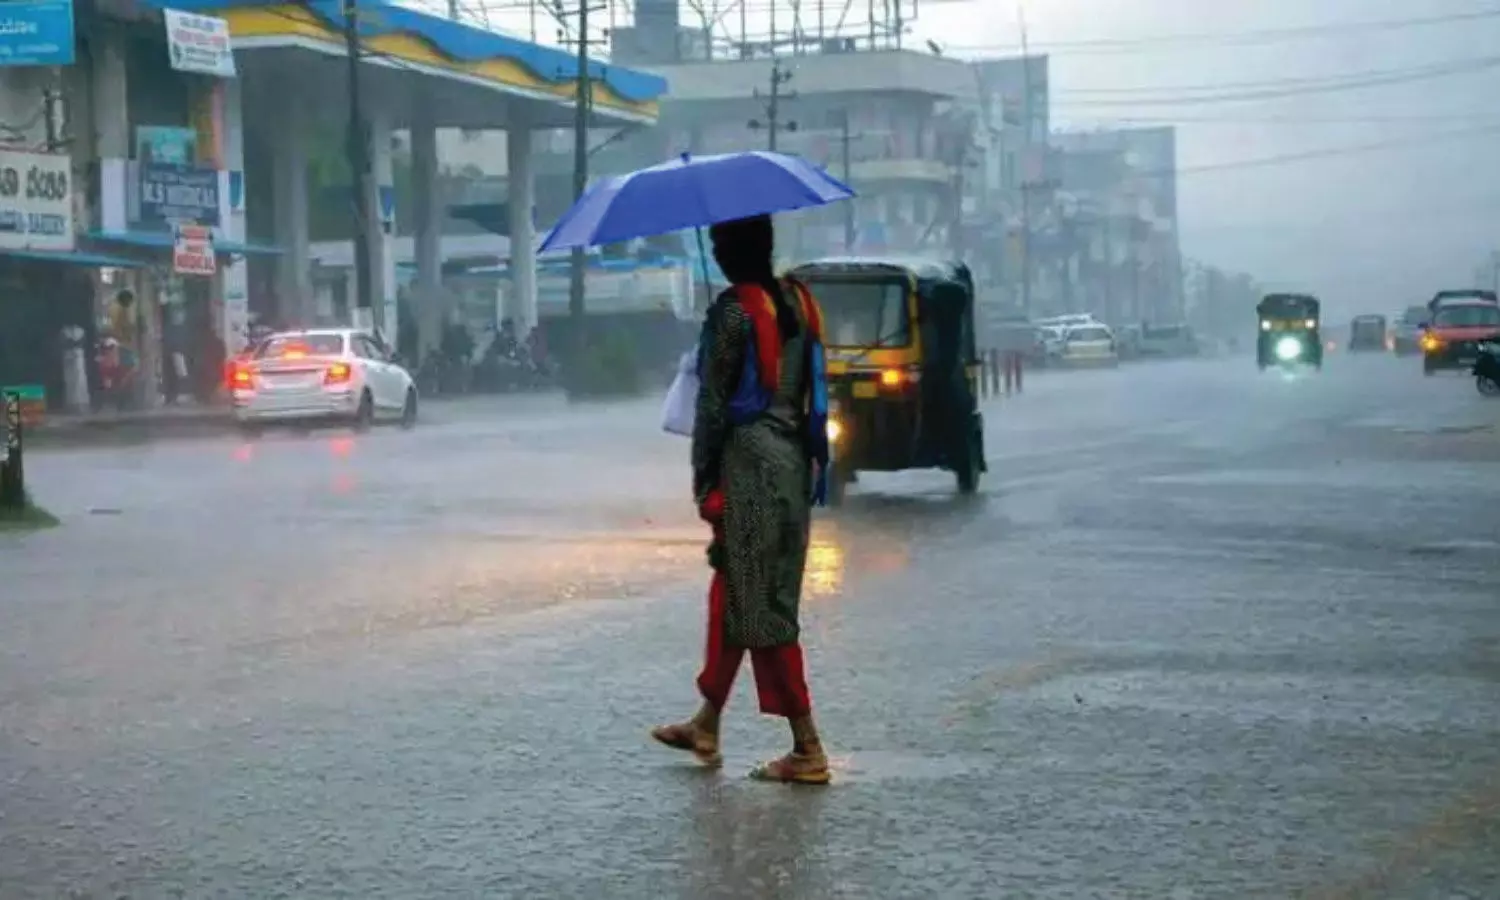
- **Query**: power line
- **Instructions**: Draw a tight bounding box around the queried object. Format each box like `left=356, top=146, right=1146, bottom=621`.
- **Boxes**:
left=946, top=7, right=1500, bottom=56
left=1056, top=56, right=1500, bottom=107
left=1057, top=56, right=1500, bottom=95
left=1059, top=113, right=1500, bottom=126
left=1159, top=124, right=1500, bottom=178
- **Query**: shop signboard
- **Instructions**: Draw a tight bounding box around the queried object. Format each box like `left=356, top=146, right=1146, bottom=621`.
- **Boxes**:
left=164, top=9, right=236, bottom=78
left=137, top=162, right=219, bottom=231
left=0, top=0, right=75, bottom=67
left=172, top=224, right=215, bottom=277
left=0, top=149, right=73, bottom=251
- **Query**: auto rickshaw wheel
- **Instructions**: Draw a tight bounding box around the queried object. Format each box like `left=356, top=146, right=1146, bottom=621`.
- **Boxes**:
left=956, top=431, right=982, bottom=495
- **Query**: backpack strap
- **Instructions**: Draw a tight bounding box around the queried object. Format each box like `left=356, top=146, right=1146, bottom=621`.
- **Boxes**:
left=732, top=283, right=782, bottom=392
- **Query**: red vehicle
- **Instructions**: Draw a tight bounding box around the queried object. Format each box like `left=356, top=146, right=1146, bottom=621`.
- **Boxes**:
left=1421, top=301, right=1500, bottom=375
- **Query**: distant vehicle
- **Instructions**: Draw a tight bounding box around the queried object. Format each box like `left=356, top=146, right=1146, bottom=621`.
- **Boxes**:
left=1420, top=301, right=1500, bottom=375
left=1059, top=323, right=1118, bottom=367
left=1036, top=313, right=1100, bottom=329
left=1428, top=289, right=1498, bottom=314
left=1256, top=293, right=1322, bottom=370
left=1038, top=325, right=1068, bottom=364
left=1138, top=323, right=1199, bottom=358
left=228, top=328, right=418, bottom=433
left=1390, top=306, right=1429, bottom=356
left=1348, top=315, right=1386, bottom=352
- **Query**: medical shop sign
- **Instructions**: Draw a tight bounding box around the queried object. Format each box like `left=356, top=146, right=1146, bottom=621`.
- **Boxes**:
left=0, top=149, right=73, bottom=252
left=173, top=224, right=215, bottom=277
left=137, top=162, right=219, bottom=231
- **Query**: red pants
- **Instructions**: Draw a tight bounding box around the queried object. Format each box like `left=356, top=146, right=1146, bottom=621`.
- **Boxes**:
left=696, top=572, right=812, bottom=718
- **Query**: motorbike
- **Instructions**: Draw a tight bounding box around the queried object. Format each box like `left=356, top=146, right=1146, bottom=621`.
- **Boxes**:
left=1473, top=341, right=1500, bottom=397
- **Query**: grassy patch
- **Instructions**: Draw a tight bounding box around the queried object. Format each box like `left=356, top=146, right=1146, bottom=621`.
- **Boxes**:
left=0, top=502, right=60, bottom=533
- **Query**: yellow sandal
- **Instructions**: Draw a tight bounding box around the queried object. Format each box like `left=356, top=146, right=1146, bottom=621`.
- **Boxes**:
left=650, top=722, right=723, bottom=768
left=750, top=751, right=831, bottom=785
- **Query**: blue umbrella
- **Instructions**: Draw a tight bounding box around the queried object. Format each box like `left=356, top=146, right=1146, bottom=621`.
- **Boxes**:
left=538, top=151, right=855, bottom=253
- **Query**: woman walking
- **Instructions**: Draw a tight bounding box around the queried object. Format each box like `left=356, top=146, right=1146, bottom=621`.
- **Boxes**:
left=651, top=214, right=833, bottom=785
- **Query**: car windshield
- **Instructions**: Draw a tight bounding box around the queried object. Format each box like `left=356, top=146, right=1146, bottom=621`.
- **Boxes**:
left=1433, top=305, right=1500, bottom=328
left=810, top=280, right=910, bottom=347
left=1260, top=297, right=1318, bottom=319
left=1400, top=306, right=1429, bottom=325
left=1069, top=326, right=1112, bottom=342
left=256, top=334, right=345, bottom=359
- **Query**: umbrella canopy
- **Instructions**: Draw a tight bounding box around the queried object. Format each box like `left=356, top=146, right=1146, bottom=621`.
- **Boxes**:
left=538, top=151, right=855, bottom=254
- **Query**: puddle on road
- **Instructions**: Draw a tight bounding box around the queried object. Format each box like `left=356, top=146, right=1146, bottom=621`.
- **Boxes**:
left=824, top=750, right=986, bottom=784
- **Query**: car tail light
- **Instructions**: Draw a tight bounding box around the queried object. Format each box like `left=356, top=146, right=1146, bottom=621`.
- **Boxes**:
left=228, top=363, right=253, bottom=390
left=324, top=362, right=353, bottom=385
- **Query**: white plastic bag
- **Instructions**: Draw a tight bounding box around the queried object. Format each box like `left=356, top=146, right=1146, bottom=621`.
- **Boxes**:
left=661, top=346, right=699, bottom=437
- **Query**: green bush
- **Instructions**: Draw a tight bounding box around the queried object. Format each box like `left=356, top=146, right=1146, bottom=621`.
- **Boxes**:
left=564, top=330, right=645, bottom=399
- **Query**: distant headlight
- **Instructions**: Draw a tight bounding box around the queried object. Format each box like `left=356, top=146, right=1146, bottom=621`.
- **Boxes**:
left=1274, top=336, right=1303, bottom=361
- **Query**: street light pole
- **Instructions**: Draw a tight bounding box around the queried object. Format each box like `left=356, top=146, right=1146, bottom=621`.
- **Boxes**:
left=839, top=111, right=856, bottom=249
left=568, top=3, right=593, bottom=327
left=342, top=0, right=374, bottom=318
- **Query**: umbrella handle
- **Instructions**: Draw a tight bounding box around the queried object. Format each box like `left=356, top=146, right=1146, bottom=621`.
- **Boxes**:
left=694, top=227, right=714, bottom=313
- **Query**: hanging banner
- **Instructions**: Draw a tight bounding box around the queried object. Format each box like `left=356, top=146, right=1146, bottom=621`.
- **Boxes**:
left=137, top=162, right=220, bottom=230
left=0, top=0, right=75, bottom=67
left=0, top=149, right=73, bottom=252
left=173, top=224, right=216, bottom=276
left=164, top=9, right=236, bottom=78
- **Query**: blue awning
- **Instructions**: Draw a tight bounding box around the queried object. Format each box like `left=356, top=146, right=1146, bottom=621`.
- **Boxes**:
left=0, top=247, right=147, bottom=268
left=88, top=230, right=285, bottom=256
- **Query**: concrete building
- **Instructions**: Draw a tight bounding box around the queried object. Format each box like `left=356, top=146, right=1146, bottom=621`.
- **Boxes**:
left=1052, top=126, right=1183, bottom=326
left=0, top=0, right=667, bottom=412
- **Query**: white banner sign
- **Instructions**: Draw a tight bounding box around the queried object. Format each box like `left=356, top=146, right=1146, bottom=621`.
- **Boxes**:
left=0, top=149, right=73, bottom=252
left=164, top=9, right=236, bottom=78
left=173, top=224, right=216, bottom=276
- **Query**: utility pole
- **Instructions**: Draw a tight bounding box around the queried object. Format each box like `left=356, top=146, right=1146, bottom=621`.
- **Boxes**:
left=557, top=5, right=607, bottom=336
left=343, top=0, right=374, bottom=317
left=835, top=111, right=860, bottom=249
left=1018, top=5, right=1033, bottom=314
left=749, top=60, right=797, bottom=151
left=446, top=0, right=458, bottom=18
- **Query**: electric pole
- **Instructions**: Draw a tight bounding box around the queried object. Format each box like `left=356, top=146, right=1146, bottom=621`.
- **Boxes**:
left=1018, top=5, right=1032, bottom=314
left=834, top=111, right=861, bottom=249
left=557, top=5, right=607, bottom=336
left=749, top=60, right=796, bottom=151
left=343, top=0, right=374, bottom=317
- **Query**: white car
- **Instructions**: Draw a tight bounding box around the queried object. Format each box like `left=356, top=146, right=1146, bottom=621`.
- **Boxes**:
left=1060, top=323, right=1119, bottom=367
left=229, top=329, right=417, bottom=431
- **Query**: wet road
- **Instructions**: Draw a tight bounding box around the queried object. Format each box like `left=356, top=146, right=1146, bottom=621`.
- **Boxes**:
left=3, top=355, right=1498, bottom=899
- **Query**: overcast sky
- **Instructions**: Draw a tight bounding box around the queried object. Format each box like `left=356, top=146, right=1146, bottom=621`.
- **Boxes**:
left=914, top=0, right=1500, bottom=317
left=462, top=0, right=1500, bottom=318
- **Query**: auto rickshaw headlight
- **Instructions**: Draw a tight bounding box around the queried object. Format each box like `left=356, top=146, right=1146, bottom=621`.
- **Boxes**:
left=1274, top=336, right=1303, bottom=361
left=1260, top=320, right=1272, bottom=331
left=1304, top=319, right=1316, bottom=329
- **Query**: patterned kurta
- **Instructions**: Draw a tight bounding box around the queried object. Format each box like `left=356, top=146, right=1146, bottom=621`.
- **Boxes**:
left=692, top=284, right=813, bottom=650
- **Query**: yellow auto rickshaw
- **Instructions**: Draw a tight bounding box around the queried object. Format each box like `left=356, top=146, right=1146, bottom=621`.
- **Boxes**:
left=787, top=256, right=986, bottom=505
